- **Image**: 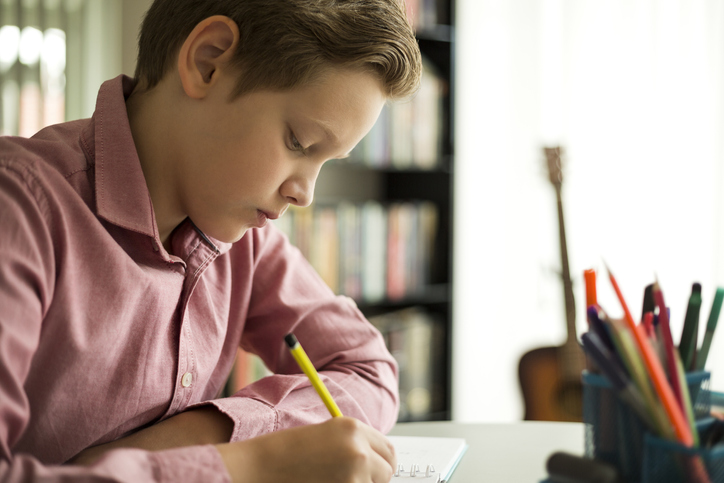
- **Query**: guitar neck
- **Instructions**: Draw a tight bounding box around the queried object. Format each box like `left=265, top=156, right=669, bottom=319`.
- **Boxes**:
left=555, top=187, right=576, bottom=346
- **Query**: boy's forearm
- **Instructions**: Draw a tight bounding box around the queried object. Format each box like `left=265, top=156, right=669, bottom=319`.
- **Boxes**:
left=208, top=357, right=398, bottom=444
left=69, top=406, right=233, bottom=465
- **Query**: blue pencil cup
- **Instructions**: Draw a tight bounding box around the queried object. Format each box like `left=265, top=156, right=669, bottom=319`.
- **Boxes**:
left=642, top=419, right=724, bottom=483
left=583, top=370, right=711, bottom=483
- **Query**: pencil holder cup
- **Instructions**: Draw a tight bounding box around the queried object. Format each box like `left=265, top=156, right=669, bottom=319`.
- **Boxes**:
left=583, top=370, right=711, bottom=483
left=583, top=371, right=647, bottom=482
left=642, top=419, right=724, bottom=483
left=688, top=371, right=713, bottom=420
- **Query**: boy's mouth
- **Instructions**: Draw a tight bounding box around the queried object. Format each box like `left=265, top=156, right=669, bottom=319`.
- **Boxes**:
left=255, top=209, right=280, bottom=228
left=255, top=210, right=269, bottom=228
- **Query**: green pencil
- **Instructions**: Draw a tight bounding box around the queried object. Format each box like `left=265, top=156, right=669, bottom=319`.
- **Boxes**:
left=695, top=287, right=724, bottom=371
left=679, top=283, right=702, bottom=371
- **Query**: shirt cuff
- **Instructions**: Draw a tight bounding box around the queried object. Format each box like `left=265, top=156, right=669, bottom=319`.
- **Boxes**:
left=205, top=397, right=279, bottom=442
left=149, top=445, right=230, bottom=483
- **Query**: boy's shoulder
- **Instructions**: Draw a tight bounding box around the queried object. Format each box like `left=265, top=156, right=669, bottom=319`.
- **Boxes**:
left=0, top=118, right=97, bottom=211
left=0, top=118, right=93, bottom=180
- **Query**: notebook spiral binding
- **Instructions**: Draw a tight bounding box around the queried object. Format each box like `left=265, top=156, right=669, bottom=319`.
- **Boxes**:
left=393, top=463, right=441, bottom=480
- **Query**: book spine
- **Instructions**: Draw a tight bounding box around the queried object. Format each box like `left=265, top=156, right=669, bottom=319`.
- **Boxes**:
left=345, top=57, right=443, bottom=170
left=369, top=307, right=444, bottom=421
left=362, top=201, right=387, bottom=303
left=274, top=202, right=438, bottom=303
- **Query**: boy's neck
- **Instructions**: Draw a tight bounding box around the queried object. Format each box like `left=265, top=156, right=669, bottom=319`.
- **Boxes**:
left=125, top=78, right=187, bottom=249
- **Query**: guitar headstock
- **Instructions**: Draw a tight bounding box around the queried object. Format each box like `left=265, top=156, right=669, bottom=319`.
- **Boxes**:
left=544, top=146, right=563, bottom=188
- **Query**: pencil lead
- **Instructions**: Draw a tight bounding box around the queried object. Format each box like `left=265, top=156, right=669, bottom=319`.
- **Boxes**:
left=602, top=259, right=611, bottom=275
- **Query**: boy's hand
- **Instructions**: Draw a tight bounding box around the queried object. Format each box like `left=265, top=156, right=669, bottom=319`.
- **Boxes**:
left=217, top=417, right=396, bottom=483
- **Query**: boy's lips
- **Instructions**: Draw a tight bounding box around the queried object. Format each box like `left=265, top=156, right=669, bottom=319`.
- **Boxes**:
left=255, top=209, right=280, bottom=228
left=260, top=210, right=280, bottom=220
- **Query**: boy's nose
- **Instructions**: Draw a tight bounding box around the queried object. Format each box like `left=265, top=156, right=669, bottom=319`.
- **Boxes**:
left=282, top=175, right=316, bottom=207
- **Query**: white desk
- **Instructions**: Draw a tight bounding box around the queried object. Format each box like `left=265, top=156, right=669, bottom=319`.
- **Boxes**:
left=389, top=421, right=584, bottom=482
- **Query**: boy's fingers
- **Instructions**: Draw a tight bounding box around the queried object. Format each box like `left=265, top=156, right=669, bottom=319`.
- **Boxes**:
left=362, top=424, right=396, bottom=472
left=370, top=449, right=396, bottom=483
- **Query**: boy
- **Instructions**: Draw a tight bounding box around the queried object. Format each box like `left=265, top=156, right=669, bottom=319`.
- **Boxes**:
left=0, top=0, right=422, bottom=481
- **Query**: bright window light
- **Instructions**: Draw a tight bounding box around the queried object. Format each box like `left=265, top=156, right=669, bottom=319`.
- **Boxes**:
left=19, top=26, right=43, bottom=66
left=0, top=25, right=20, bottom=72
left=41, top=28, right=66, bottom=77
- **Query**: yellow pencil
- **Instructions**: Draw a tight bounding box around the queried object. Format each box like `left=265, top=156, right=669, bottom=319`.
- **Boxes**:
left=284, top=333, right=343, bottom=418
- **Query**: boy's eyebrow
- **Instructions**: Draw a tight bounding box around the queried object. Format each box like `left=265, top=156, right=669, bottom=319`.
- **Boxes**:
left=314, top=118, right=339, bottom=144
left=310, top=118, right=350, bottom=159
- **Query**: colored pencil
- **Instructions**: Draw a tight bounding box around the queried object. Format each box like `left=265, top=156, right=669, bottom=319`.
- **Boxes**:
left=607, top=316, right=672, bottom=438
left=584, top=269, right=597, bottom=308
left=679, top=283, right=702, bottom=371
left=605, top=265, right=692, bottom=446
left=696, top=287, right=724, bottom=371
left=652, top=280, right=685, bottom=413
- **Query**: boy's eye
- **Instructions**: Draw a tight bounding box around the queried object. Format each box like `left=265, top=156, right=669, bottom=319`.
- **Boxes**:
left=290, top=133, right=306, bottom=153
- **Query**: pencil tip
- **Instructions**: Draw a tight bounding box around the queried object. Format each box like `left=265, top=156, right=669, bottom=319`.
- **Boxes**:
left=284, top=333, right=298, bottom=348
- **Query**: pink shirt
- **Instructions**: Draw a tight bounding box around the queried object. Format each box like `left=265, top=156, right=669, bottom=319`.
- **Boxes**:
left=0, top=75, right=399, bottom=482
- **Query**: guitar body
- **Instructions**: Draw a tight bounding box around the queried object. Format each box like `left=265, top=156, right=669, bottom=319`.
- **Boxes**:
left=518, top=345, right=584, bottom=422
left=519, top=146, right=585, bottom=422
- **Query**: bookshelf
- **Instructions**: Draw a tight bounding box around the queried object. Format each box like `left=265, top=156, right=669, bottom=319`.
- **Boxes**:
left=230, top=0, right=455, bottom=423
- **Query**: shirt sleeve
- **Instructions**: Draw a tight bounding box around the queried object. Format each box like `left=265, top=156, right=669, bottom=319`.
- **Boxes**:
left=0, top=160, right=230, bottom=483
left=0, top=446, right=230, bottom=483
left=205, top=223, right=400, bottom=442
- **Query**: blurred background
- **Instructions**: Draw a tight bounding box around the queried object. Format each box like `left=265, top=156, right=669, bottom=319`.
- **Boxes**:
left=2, top=0, right=723, bottom=424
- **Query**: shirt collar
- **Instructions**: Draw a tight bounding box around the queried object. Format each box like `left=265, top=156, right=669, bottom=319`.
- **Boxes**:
left=85, top=75, right=157, bottom=239
left=82, top=75, right=233, bottom=256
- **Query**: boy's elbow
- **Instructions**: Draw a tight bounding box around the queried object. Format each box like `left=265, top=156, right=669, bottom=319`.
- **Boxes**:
left=363, top=358, right=400, bottom=433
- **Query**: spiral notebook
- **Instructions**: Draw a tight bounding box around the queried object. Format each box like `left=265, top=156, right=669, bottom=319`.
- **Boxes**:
left=388, top=435, right=468, bottom=481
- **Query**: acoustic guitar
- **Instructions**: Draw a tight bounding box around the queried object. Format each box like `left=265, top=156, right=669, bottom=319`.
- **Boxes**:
left=518, top=146, right=586, bottom=422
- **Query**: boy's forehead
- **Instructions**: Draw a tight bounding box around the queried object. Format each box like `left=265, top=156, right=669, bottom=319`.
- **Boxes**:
left=306, top=117, right=339, bottom=143
left=284, top=71, right=381, bottom=118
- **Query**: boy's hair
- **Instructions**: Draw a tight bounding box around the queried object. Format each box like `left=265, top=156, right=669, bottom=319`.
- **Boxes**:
left=135, top=0, right=422, bottom=99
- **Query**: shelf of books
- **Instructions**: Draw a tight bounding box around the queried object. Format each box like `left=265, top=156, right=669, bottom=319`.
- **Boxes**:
left=226, top=0, right=455, bottom=423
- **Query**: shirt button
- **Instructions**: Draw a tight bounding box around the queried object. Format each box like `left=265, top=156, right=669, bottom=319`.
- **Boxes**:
left=181, top=372, right=193, bottom=387
left=151, top=240, right=159, bottom=252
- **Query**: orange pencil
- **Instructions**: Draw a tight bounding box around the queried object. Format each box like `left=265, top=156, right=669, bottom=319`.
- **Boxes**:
left=605, top=264, right=693, bottom=446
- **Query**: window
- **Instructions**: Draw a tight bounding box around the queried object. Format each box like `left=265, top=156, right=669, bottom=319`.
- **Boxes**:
left=0, top=0, right=75, bottom=136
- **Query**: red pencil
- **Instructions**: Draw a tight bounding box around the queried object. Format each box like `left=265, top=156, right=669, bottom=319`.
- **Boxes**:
left=642, top=312, right=656, bottom=341
left=652, top=280, right=685, bottom=413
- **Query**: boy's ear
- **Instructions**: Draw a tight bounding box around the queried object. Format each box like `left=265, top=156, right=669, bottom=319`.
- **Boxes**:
left=177, top=15, right=239, bottom=99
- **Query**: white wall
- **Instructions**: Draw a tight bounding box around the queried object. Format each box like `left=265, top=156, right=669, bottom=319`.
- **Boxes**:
left=453, top=0, right=724, bottom=422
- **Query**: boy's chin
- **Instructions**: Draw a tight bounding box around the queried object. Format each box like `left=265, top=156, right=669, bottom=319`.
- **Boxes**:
left=230, top=228, right=249, bottom=243
left=195, top=222, right=249, bottom=245
left=216, top=226, right=249, bottom=244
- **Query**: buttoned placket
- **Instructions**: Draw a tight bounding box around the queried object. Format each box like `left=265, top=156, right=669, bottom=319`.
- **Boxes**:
left=162, top=227, right=221, bottom=418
